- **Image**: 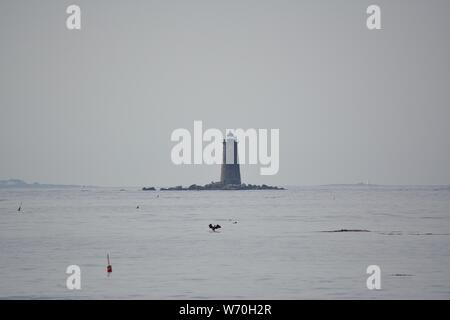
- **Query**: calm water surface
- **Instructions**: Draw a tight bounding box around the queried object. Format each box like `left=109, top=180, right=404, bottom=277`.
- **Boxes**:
left=0, top=185, right=449, bottom=299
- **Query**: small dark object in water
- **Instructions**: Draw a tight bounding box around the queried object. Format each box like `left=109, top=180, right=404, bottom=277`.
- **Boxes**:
left=322, top=229, right=370, bottom=233
left=409, top=232, right=434, bottom=236
left=390, top=274, right=413, bottom=277
left=232, top=221, right=238, bottom=224
left=209, top=224, right=221, bottom=232
left=17, top=202, right=22, bottom=212
left=136, top=205, right=140, bottom=209
left=380, top=231, right=403, bottom=236
left=107, top=254, right=112, bottom=274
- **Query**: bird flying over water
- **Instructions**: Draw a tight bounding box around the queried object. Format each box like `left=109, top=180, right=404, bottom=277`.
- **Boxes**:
left=209, top=224, right=221, bottom=232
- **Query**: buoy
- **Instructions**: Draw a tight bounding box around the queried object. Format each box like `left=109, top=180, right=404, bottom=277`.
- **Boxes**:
left=107, top=254, right=112, bottom=274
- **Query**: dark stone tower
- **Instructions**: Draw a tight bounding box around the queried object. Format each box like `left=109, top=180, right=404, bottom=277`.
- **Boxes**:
left=220, top=132, right=241, bottom=185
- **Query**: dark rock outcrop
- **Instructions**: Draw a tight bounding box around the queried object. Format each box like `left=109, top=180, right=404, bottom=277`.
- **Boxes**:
left=321, top=229, right=370, bottom=233
left=157, top=182, right=285, bottom=191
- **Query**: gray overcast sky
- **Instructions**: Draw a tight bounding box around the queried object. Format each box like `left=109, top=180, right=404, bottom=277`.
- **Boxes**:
left=1, top=0, right=449, bottom=187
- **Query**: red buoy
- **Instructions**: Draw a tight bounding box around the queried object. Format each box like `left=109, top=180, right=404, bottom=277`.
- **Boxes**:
left=107, top=254, right=112, bottom=273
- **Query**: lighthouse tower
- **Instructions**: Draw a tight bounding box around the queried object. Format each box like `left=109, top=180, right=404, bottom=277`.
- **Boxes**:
left=220, top=132, right=241, bottom=185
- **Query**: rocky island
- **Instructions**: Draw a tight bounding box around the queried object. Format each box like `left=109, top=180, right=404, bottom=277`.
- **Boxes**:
left=143, top=133, right=284, bottom=192
left=155, top=182, right=284, bottom=191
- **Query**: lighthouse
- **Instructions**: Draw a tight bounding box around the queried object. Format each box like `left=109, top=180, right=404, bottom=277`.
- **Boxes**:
left=220, top=132, right=241, bottom=185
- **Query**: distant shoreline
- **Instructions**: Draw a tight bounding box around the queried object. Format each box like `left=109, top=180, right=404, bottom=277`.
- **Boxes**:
left=1, top=179, right=449, bottom=190
left=0, top=179, right=83, bottom=189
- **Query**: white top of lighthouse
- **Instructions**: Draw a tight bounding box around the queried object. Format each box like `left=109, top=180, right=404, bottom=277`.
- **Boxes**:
left=226, top=131, right=237, bottom=142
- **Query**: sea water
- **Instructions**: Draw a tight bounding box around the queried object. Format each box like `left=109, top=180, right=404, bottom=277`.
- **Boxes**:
left=0, top=185, right=449, bottom=299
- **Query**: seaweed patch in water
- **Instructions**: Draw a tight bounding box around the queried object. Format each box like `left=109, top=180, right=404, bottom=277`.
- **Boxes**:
left=321, top=229, right=370, bottom=233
